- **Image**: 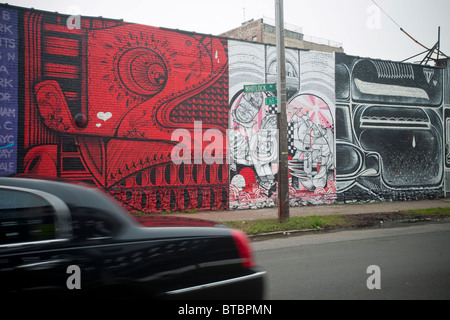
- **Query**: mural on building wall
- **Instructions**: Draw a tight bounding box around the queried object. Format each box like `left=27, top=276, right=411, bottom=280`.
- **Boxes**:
left=228, top=41, right=276, bottom=209
left=443, top=62, right=450, bottom=192
left=228, top=41, right=336, bottom=209
left=3, top=5, right=230, bottom=213
left=335, top=53, right=444, bottom=201
left=0, top=7, right=18, bottom=176
left=288, top=51, right=336, bottom=206
left=1, top=4, right=449, bottom=213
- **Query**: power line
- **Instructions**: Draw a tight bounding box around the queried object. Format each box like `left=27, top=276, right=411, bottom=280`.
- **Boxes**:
left=371, top=0, right=401, bottom=29
left=371, top=0, right=448, bottom=59
left=371, top=0, right=428, bottom=50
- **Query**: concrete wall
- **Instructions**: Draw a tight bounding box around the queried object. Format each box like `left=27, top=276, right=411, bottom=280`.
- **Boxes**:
left=0, top=4, right=447, bottom=213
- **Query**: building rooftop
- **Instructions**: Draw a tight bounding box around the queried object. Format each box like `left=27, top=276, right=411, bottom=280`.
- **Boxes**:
left=220, top=17, right=344, bottom=54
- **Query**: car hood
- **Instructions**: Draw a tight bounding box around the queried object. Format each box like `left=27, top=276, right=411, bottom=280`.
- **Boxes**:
left=132, top=214, right=220, bottom=228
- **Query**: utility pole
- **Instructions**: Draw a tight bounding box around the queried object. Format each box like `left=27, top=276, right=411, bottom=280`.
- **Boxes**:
left=275, top=0, right=289, bottom=222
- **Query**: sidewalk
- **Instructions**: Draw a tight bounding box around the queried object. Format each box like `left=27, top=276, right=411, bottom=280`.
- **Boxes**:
left=175, top=198, right=450, bottom=222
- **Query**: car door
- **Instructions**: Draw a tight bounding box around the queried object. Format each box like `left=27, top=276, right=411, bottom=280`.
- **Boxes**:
left=0, top=186, right=73, bottom=296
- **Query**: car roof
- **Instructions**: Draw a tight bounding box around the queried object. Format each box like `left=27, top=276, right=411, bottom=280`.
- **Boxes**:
left=0, top=177, right=133, bottom=224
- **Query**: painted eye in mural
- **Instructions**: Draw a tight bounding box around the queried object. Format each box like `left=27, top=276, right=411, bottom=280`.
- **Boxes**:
left=118, top=48, right=168, bottom=97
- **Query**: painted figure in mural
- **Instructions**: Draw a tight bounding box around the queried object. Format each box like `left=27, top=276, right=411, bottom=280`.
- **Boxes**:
left=249, top=114, right=278, bottom=191
left=229, top=91, right=279, bottom=208
left=232, top=92, right=264, bottom=128
left=229, top=130, right=249, bottom=169
left=290, top=112, right=333, bottom=191
left=285, top=91, right=335, bottom=205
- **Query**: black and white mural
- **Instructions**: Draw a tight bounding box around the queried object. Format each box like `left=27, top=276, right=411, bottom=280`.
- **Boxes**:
left=335, top=53, right=445, bottom=202
left=228, top=41, right=337, bottom=209
left=444, top=61, right=450, bottom=192
left=228, top=46, right=448, bottom=208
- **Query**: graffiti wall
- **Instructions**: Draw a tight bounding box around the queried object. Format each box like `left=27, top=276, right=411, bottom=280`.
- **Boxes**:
left=0, top=4, right=448, bottom=212
left=2, top=5, right=230, bottom=213
left=0, top=7, right=18, bottom=176
left=443, top=59, right=450, bottom=193
left=335, top=53, right=445, bottom=202
left=228, top=41, right=336, bottom=209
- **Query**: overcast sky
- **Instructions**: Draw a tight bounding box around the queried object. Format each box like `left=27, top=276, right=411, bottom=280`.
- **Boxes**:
left=5, top=0, right=450, bottom=63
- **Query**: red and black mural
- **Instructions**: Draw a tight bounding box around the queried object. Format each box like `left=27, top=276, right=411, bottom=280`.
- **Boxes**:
left=2, top=4, right=449, bottom=213
left=4, top=5, right=229, bottom=212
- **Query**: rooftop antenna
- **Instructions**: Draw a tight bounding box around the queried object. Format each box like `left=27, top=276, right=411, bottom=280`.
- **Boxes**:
left=401, top=26, right=448, bottom=66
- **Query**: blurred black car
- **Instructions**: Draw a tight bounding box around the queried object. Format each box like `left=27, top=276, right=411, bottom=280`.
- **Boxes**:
left=0, top=177, right=265, bottom=299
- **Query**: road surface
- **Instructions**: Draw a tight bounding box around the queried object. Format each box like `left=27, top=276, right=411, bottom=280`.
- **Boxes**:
left=253, top=222, right=450, bottom=300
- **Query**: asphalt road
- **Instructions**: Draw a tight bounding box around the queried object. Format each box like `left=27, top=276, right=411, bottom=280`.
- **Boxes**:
left=253, top=222, right=450, bottom=300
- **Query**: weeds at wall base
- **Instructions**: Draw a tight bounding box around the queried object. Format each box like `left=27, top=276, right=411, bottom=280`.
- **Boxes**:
left=224, top=208, right=450, bottom=236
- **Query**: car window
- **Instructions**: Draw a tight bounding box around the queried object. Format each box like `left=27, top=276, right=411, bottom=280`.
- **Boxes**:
left=69, top=206, right=120, bottom=241
left=0, top=189, right=57, bottom=245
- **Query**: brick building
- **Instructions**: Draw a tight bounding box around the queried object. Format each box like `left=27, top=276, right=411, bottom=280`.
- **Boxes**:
left=220, top=18, right=344, bottom=53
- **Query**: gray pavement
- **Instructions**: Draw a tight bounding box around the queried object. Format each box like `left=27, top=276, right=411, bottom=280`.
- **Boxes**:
left=175, top=198, right=450, bottom=222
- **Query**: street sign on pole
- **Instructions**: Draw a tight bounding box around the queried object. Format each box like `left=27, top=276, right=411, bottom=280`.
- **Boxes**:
left=244, top=83, right=277, bottom=93
left=265, top=96, right=277, bottom=105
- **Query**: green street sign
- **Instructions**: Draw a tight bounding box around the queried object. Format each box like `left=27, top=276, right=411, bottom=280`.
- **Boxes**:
left=265, top=96, right=277, bottom=105
left=244, top=83, right=276, bottom=93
